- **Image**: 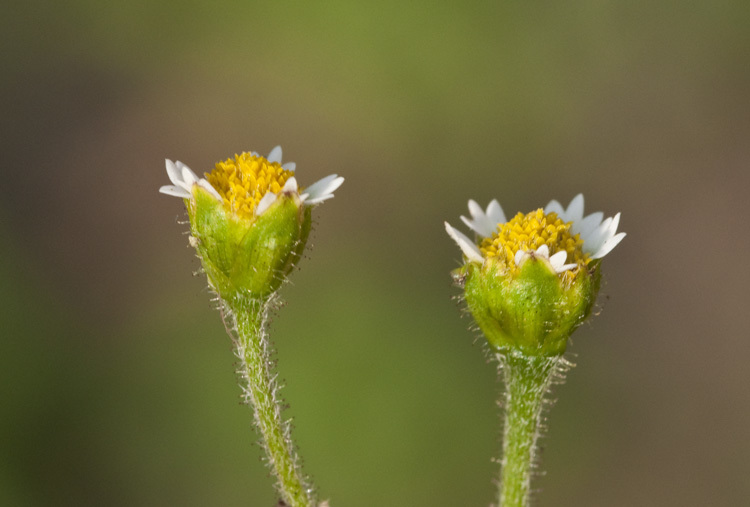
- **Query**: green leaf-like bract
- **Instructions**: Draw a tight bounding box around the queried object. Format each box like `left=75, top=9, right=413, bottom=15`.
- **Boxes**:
left=460, top=257, right=601, bottom=356
left=188, top=186, right=312, bottom=302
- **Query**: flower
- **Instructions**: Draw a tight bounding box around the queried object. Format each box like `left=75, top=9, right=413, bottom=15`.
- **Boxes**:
left=160, top=146, right=344, bottom=300
left=445, top=194, right=625, bottom=278
left=160, top=146, right=344, bottom=218
left=445, top=194, right=625, bottom=356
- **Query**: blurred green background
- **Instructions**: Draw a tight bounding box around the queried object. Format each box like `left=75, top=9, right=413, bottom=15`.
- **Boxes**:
left=2, top=1, right=749, bottom=506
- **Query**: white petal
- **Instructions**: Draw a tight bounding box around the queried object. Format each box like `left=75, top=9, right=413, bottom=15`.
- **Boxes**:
left=584, top=216, right=615, bottom=254
left=178, top=162, right=199, bottom=190
left=282, top=162, right=296, bottom=172
left=301, top=174, right=344, bottom=204
left=548, top=250, right=578, bottom=273
left=486, top=199, right=507, bottom=225
left=255, top=191, right=278, bottom=216
left=459, top=216, right=486, bottom=236
left=548, top=250, right=567, bottom=265
left=467, top=199, right=483, bottom=218
left=460, top=217, right=493, bottom=237
left=545, top=199, right=565, bottom=217
left=282, top=176, right=298, bottom=193
left=165, top=159, right=183, bottom=186
left=588, top=213, right=621, bottom=254
left=514, top=249, right=528, bottom=266
left=535, top=244, right=550, bottom=258
left=197, top=179, right=222, bottom=200
left=460, top=199, right=503, bottom=237
left=565, top=194, right=585, bottom=224
left=460, top=200, right=490, bottom=237
left=573, top=211, right=604, bottom=239
left=591, top=232, right=626, bottom=259
left=445, top=222, right=484, bottom=263
left=267, top=146, right=283, bottom=164
left=159, top=185, right=192, bottom=198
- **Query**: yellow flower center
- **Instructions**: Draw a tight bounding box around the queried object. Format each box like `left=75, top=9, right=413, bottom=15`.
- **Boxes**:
left=205, top=152, right=295, bottom=220
left=479, top=209, right=589, bottom=276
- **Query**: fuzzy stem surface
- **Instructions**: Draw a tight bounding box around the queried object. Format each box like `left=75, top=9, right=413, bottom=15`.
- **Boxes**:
left=498, top=352, right=561, bottom=507
left=228, top=295, right=313, bottom=507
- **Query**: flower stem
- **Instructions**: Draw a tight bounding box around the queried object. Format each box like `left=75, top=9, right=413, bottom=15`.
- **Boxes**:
left=227, top=295, right=314, bottom=507
left=498, top=352, right=563, bottom=507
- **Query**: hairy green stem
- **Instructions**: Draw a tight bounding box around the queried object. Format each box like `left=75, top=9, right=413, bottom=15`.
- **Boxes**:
left=227, top=295, right=314, bottom=507
left=498, top=352, right=563, bottom=507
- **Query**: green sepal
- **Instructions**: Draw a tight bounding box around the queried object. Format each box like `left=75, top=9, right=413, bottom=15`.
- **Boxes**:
left=458, top=256, right=601, bottom=356
left=187, top=186, right=312, bottom=302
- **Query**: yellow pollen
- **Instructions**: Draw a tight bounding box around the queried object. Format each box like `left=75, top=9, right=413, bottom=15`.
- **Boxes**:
left=479, top=208, right=590, bottom=278
left=205, top=152, right=295, bottom=220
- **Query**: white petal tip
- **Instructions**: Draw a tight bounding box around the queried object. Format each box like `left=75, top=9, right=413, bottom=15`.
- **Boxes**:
left=591, top=232, right=626, bottom=259
left=467, top=199, right=483, bottom=216
left=282, top=176, right=298, bottom=193
left=545, top=199, right=564, bottom=216
left=548, top=251, right=572, bottom=272
left=267, top=146, right=283, bottom=164
left=327, top=176, right=345, bottom=193
left=535, top=244, right=550, bottom=257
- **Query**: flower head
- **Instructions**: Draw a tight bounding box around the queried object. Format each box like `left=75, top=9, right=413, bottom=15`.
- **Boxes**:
left=160, top=146, right=343, bottom=301
left=445, top=194, right=625, bottom=279
left=445, top=195, right=625, bottom=356
left=160, top=146, right=343, bottom=219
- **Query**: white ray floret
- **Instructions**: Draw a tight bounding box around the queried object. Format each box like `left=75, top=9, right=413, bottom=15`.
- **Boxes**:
left=159, top=146, right=344, bottom=215
left=460, top=199, right=507, bottom=237
left=514, top=244, right=579, bottom=273
left=300, top=174, right=345, bottom=204
left=545, top=194, right=626, bottom=260
left=444, top=222, right=484, bottom=263
left=446, top=194, right=626, bottom=271
left=256, top=162, right=344, bottom=216
left=266, top=145, right=296, bottom=172
left=257, top=147, right=344, bottom=209
left=159, top=160, right=221, bottom=200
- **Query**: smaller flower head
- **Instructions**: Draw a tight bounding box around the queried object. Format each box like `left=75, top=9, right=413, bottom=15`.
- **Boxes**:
left=160, top=146, right=343, bottom=219
left=160, top=146, right=344, bottom=301
left=445, top=195, right=625, bottom=356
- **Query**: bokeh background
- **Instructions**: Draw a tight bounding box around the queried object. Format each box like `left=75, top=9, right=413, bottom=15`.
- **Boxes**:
left=2, top=1, right=749, bottom=506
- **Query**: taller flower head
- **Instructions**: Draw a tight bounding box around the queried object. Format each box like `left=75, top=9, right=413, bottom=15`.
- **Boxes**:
left=445, top=195, right=625, bottom=356
left=160, top=146, right=344, bottom=301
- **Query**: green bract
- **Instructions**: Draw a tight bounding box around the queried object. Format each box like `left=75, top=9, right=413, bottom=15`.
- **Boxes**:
left=455, top=256, right=600, bottom=356
left=187, top=186, right=312, bottom=302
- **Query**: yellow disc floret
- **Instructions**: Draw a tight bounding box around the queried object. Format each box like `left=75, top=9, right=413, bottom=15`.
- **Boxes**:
left=205, top=152, right=295, bottom=221
left=479, top=209, right=589, bottom=276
